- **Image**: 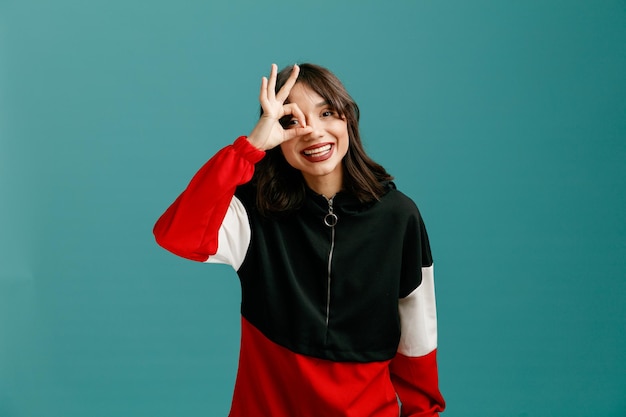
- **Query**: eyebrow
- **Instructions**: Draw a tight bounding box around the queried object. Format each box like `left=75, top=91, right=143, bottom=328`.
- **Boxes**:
left=316, top=100, right=330, bottom=107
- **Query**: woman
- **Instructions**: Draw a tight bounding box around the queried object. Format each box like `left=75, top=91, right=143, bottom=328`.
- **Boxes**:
left=153, top=63, right=445, bottom=417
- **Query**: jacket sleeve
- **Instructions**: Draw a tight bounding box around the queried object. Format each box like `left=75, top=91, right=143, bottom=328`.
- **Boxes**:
left=389, top=213, right=446, bottom=417
left=153, top=136, right=265, bottom=267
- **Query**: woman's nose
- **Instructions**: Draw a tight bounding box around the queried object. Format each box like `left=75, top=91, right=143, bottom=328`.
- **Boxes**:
left=304, top=119, right=324, bottom=139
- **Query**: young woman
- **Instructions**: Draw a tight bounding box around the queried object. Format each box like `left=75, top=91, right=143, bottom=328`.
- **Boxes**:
left=153, top=63, right=445, bottom=417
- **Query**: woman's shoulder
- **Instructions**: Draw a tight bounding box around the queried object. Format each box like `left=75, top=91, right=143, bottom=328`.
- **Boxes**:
left=374, top=183, right=430, bottom=231
left=380, top=182, right=422, bottom=214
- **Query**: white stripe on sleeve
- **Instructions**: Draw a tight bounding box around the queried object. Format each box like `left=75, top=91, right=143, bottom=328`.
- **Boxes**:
left=204, top=196, right=251, bottom=271
left=397, top=264, right=438, bottom=357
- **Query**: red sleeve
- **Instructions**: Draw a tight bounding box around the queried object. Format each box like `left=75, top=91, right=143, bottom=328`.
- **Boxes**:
left=389, top=350, right=445, bottom=417
left=153, top=136, right=265, bottom=262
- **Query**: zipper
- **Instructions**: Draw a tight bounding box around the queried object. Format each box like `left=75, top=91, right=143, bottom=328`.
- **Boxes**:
left=323, top=196, right=338, bottom=329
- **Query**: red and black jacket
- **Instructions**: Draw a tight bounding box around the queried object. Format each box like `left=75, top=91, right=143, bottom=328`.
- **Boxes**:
left=154, top=137, right=445, bottom=417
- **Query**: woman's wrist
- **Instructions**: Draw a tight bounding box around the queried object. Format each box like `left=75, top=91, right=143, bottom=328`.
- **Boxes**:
left=233, top=136, right=266, bottom=163
left=245, top=134, right=267, bottom=151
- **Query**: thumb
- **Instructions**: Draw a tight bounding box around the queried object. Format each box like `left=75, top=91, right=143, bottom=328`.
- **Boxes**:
left=283, top=126, right=313, bottom=142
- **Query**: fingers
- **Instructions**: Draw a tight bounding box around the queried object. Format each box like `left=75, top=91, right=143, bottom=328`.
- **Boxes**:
left=282, top=103, right=307, bottom=128
left=260, top=63, right=300, bottom=102
left=283, top=125, right=313, bottom=142
left=259, top=63, right=278, bottom=106
left=267, top=63, right=277, bottom=102
left=258, top=63, right=302, bottom=125
left=275, top=64, right=300, bottom=103
left=280, top=101, right=312, bottom=143
left=259, top=75, right=268, bottom=106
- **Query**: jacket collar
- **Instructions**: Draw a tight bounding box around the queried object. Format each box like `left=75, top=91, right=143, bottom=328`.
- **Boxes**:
left=304, top=181, right=395, bottom=216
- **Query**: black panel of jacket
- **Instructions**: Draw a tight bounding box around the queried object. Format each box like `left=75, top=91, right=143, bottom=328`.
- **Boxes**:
left=234, top=181, right=433, bottom=363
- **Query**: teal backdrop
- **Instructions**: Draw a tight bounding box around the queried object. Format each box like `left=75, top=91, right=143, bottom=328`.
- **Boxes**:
left=1, top=1, right=625, bottom=416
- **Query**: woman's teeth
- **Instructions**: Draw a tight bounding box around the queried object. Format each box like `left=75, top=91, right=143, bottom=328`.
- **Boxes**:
left=303, top=144, right=332, bottom=156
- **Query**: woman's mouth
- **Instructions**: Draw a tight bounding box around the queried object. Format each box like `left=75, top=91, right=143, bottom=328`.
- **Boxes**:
left=302, top=143, right=334, bottom=162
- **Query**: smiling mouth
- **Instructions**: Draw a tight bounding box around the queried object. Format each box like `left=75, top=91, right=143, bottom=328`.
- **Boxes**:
left=303, top=144, right=332, bottom=157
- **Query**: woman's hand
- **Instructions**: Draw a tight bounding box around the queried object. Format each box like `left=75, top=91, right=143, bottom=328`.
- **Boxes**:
left=247, top=64, right=313, bottom=151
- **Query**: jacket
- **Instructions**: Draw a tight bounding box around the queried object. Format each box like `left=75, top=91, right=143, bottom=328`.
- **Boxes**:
left=153, top=136, right=445, bottom=417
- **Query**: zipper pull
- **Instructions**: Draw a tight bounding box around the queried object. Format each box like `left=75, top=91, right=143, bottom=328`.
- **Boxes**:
left=324, top=196, right=338, bottom=227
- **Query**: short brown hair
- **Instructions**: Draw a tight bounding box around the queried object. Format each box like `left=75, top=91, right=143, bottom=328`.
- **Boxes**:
left=253, top=63, right=393, bottom=215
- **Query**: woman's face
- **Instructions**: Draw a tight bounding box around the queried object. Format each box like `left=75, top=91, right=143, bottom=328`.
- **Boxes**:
left=280, top=83, right=349, bottom=195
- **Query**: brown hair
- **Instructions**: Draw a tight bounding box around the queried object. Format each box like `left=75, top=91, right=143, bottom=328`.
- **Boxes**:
left=253, top=63, right=393, bottom=215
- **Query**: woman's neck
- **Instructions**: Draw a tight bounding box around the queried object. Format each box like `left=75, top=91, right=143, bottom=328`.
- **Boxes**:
left=303, top=173, right=343, bottom=198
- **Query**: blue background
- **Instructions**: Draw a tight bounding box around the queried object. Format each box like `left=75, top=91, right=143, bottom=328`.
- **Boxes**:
left=1, top=1, right=625, bottom=416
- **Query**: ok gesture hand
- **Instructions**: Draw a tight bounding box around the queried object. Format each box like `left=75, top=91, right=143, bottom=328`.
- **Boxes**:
left=247, top=64, right=313, bottom=151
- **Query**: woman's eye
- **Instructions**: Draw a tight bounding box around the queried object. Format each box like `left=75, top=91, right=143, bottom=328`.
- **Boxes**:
left=322, top=110, right=335, bottom=117
left=279, top=116, right=299, bottom=129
